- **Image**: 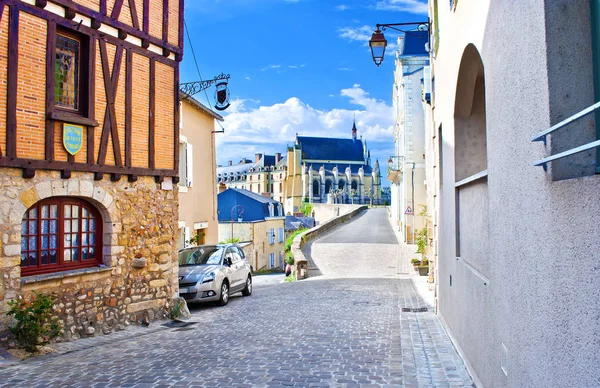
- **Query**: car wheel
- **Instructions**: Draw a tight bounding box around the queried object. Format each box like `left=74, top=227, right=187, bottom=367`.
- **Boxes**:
left=242, top=275, right=252, bottom=296
left=217, top=281, right=229, bottom=306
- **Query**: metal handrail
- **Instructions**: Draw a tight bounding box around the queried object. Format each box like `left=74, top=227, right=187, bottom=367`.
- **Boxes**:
left=532, top=101, right=600, bottom=168
left=531, top=101, right=600, bottom=142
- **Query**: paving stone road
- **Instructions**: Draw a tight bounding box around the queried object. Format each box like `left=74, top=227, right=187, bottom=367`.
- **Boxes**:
left=0, top=208, right=473, bottom=387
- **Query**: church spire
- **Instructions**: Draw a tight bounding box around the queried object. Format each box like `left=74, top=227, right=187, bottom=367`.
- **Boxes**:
left=352, top=117, right=357, bottom=140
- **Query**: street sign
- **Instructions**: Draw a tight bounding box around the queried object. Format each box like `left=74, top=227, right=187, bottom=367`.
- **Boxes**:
left=404, top=206, right=413, bottom=215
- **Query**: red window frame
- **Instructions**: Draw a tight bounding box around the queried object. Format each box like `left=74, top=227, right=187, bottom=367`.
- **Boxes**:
left=20, top=197, right=103, bottom=276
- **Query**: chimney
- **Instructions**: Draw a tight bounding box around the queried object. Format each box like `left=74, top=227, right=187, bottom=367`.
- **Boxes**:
left=275, top=153, right=281, bottom=164
left=218, top=183, right=227, bottom=193
left=228, top=160, right=232, bottom=166
left=255, top=153, right=263, bottom=162
left=240, top=159, right=246, bottom=165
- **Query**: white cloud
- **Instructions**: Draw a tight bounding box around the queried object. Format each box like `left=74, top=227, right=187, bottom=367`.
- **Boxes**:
left=288, top=64, right=306, bottom=69
left=245, top=76, right=252, bottom=81
left=216, top=85, right=394, bottom=170
left=261, top=64, right=281, bottom=71
left=338, top=67, right=353, bottom=71
left=328, top=94, right=335, bottom=97
left=338, top=25, right=373, bottom=43
left=375, top=0, right=428, bottom=14
left=336, top=4, right=349, bottom=11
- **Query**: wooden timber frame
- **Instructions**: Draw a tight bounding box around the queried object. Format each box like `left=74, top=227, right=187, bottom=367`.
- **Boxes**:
left=0, top=0, right=184, bottom=183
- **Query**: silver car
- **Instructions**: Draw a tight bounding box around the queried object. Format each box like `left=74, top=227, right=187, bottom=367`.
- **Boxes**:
left=178, top=244, right=252, bottom=306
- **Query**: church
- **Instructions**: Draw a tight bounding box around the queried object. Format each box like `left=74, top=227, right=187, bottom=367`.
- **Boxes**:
left=284, top=121, right=382, bottom=213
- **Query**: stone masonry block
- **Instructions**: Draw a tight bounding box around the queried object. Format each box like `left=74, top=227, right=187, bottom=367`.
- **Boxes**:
left=20, top=187, right=40, bottom=208
left=8, top=202, right=27, bottom=224
left=92, top=187, right=106, bottom=203
left=67, top=179, right=79, bottom=195
left=126, top=298, right=166, bottom=313
left=51, top=180, right=68, bottom=196
left=4, top=244, right=20, bottom=257
left=80, top=180, right=94, bottom=197
left=35, top=181, right=52, bottom=200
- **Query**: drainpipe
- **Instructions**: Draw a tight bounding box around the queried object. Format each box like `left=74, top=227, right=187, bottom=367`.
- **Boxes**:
left=412, top=162, right=415, bottom=244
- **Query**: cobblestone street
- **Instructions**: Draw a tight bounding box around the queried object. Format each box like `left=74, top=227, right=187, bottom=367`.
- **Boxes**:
left=0, top=209, right=473, bottom=387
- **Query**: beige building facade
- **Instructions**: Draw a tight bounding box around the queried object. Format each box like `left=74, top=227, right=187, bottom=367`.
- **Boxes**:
left=429, top=0, right=600, bottom=386
left=178, top=97, right=222, bottom=248
left=218, top=218, right=285, bottom=271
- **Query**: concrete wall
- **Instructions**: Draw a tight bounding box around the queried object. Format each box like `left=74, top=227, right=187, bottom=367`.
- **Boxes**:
left=434, top=1, right=600, bottom=387
left=178, top=99, right=219, bottom=247
left=311, top=204, right=363, bottom=225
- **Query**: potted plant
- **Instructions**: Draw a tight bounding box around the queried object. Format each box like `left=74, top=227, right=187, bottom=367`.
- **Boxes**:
left=411, top=258, right=421, bottom=271
left=418, top=258, right=429, bottom=276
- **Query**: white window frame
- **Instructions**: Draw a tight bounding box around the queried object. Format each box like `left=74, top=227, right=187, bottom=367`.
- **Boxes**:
left=268, top=203, right=275, bottom=217
left=178, top=135, right=193, bottom=190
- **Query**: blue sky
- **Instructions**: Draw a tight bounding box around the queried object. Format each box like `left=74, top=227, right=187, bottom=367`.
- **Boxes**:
left=181, top=0, right=429, bottom=187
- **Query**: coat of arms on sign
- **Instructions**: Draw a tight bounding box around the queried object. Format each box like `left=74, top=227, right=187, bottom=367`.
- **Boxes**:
left=63, top=123, right=84, bottom=156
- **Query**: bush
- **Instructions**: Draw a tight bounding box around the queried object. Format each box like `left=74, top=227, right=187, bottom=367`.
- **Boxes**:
left=6, top=292, right=62, bottom=352
left=219, top=237, right=240, bottom=244
left=300, top=202, right=313, bottom=217
left=284, top=228, right=307, bottom=252
left=285, top=251, right=295, bottom=265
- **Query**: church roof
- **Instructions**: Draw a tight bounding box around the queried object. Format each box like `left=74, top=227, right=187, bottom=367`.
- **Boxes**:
left=297, top=136, right=365, bottom=162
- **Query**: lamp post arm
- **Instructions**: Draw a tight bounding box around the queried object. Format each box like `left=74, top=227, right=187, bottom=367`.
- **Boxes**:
left=376, top=22, right=430, bottom=32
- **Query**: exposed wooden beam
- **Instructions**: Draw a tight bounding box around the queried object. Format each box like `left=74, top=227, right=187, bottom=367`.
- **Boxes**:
left=6, top=5, right=19, bottom=158
left=125, top=49, right=133, bottom=167
left=173, top=64, right=180, bottom=177
left=178, top=0, right=184, bottom=50
left=143, top=0, right=149, bottom=33
left=128, top=0, right=140, bottom=30
left=48, top=0, right=181, bottom=54
left=0, top=157, right=178, bottom=177
left=97, top=40, right=124, bottom=166
left=100, top=0, right=107, bottom=15
left=162, top=0, right=169, bottom=42
left=110, top=0, right=124, bottom=20
left=45, top=20, right=57, bottom=161
left=148, top=59, right=155, bottom=169
left=87, top=36, right=97, bottom=165
left=4, top=1, right=177, bottom=67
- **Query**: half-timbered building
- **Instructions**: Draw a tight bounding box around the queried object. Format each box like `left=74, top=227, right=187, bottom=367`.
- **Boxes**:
left=0, top=0, right=183, bottom=339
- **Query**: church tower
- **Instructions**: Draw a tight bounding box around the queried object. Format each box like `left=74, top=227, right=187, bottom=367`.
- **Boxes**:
left=352, top=119, right=357, bottom=140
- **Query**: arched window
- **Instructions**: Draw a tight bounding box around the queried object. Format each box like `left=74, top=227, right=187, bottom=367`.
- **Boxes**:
left=277, top=203, right=283, bottom=216
left=325, top=180, right=332, bottom=194
left=351, top=180, right=358, bottom=190
left=268, top=203, right=275, bottom=217
left=21, top=197, right=103, bottom=276
left=312, top=180, right=319, bottom=196
left=338, top=180, right=345, bottom=190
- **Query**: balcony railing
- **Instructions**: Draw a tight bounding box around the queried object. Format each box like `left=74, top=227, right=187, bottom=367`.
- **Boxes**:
left=531, top=101, right=600, bottom=170
left=388, top=156, right=405, bottom=171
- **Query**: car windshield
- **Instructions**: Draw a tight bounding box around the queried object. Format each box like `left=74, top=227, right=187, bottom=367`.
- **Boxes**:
left=178, top=247, right=223, bottom=266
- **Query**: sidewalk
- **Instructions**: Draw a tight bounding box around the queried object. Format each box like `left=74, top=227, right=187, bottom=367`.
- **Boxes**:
left=388, top=213, right=436, bottom=308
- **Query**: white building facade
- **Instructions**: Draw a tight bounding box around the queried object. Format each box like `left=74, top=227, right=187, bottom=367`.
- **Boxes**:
left=429, top=0, right=600, bottom=386
left=389, top=31, right=430, bottom=244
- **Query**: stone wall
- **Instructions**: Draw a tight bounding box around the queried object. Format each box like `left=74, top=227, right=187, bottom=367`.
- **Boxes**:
left=0, top=170, right=179, bottom=341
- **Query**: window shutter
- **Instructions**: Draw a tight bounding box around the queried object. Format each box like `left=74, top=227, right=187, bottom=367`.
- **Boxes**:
left=186, top=143, right=193, bottom=187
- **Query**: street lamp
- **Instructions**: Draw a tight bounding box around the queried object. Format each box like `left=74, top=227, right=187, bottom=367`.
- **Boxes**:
left=230, top=205, right=244, bottom=240
left=368, top=22, right=430, bottom=67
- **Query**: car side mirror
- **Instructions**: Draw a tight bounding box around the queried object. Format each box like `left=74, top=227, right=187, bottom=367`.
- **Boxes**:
left=224, top=258, right=231, bottom=267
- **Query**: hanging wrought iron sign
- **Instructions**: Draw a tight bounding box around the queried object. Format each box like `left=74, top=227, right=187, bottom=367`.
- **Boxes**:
left=214, top=80, right=230, bottom=111
left=179, top=73, right=232, bottom=111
